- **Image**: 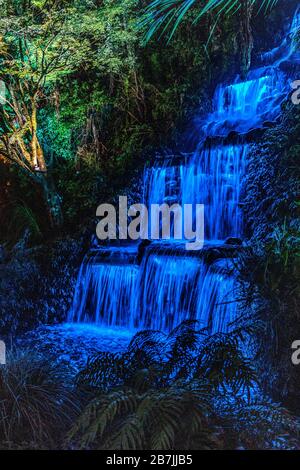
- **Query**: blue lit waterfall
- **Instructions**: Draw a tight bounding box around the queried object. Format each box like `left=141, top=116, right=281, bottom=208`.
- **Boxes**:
left=69, top=10, right=299, bottom=334
left=201, top=69, right=287, bottom=136
left=70, top=257, right=139, bottom=328
left=144, top=144, right=248, bottom=241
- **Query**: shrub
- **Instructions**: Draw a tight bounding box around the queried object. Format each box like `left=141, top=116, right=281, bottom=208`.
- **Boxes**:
left=0, top=349, right=79, bottom=449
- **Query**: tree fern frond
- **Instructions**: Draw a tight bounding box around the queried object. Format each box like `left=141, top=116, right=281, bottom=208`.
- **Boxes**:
left=76, top=352, right=130, bottom=391
left=67, top=389, right=139, bottom=449
left=105, top=414, right=144, bottom=450
left=140, top=0, right=280, bottom=43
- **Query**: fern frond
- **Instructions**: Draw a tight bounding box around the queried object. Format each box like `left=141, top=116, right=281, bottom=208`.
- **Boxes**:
left=140, top=0, right=279, bottom=43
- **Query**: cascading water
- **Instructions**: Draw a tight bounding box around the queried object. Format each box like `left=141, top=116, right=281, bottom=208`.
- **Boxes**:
left=144, top=144, right=248, bottom=241
left=260, top=6, right=300, bottom=66
left=70, top=255, right=139, bottom=328
left=132, top=251, right=237, bottom=333
left=201, top=69, right=287, bottom=136
left=69, top=10, right=299, bottom=334
left=135, top=253, right=205, bottom=332
left=195, top=260, right=237, bottom=333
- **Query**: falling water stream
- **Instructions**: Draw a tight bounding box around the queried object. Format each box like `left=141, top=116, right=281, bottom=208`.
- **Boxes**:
left=69, top=10, right=300, bottom=334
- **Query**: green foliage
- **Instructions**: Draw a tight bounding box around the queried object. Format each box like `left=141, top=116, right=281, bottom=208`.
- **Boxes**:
left=0, top=0, right=242, bottom=238
left=8, top=202, right=42, bottom=244
left=140, top=0, right=278, bottom=42
left=0, top=164, right=45, bottom=245
left=54, top=159, right=107, bottom=228
left=242, top=102, right=300, bottom=298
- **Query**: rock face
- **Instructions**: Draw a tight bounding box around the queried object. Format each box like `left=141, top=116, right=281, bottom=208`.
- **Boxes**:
left=224, top=237, right=243, bottom=246
left=0, top=238, right=86, bottom=335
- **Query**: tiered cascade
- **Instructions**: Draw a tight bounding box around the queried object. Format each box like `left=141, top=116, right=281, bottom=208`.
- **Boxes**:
left=69, top=10, right=299, bottom=334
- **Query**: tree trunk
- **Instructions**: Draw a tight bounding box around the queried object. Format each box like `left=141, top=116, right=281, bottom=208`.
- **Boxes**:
left=1, top=84, right=64, bottom=230
left=38, top=172, right=63, bottom=229
left=240, top=0, right=254, bottom=78
left=30, top=104, right=63, bottom=229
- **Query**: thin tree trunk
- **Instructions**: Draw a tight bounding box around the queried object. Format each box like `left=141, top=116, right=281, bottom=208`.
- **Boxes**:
left=1, top=82, right=64, bottom=230
left=240, top=0, right=254, bottom=78
left=38, top=171, right=63, bottom=229
left=30, top=103, right=63, bottom=228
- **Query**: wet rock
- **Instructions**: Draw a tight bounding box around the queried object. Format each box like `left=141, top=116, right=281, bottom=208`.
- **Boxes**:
left=224, top=237, right=243, bottom=246
left=227, top=130, right=239, bottom=142
left=263, top=120, right=276, bottom=128
left=166, top=180, right=178, bottom=188
left=137, top=239, right=152, bottom=264
left=245, top=127, right=265, bottom=142
left=163, top=195, right=178, bottom=204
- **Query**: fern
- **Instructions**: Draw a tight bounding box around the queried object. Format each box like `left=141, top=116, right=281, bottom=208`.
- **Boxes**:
left=67, top=379, right=216, bottom=450
left=68, top=320, right=300, bottom=449
left=140, top=0, right=279, bottom=43
left=68, top=321, right=263, bottom=450
left=5, top=201, right=42, bottom=245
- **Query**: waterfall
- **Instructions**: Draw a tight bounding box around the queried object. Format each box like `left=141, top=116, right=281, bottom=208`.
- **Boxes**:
left=134, top=253, right=237, bottom=333
left=135, top=253, right=205, bottom=332
left=201, top=69, right=287, bottom=136
left=70, top=254, right=139, bottom=328
left=144, top=144, right=248, bottom=241
left=70, top=249, right=236, bottom=334
left=195, top=260, right=237, bottom=333
left=69, top=9, right=299, bottom=334
left=260, top=6, right=300, bottom=66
